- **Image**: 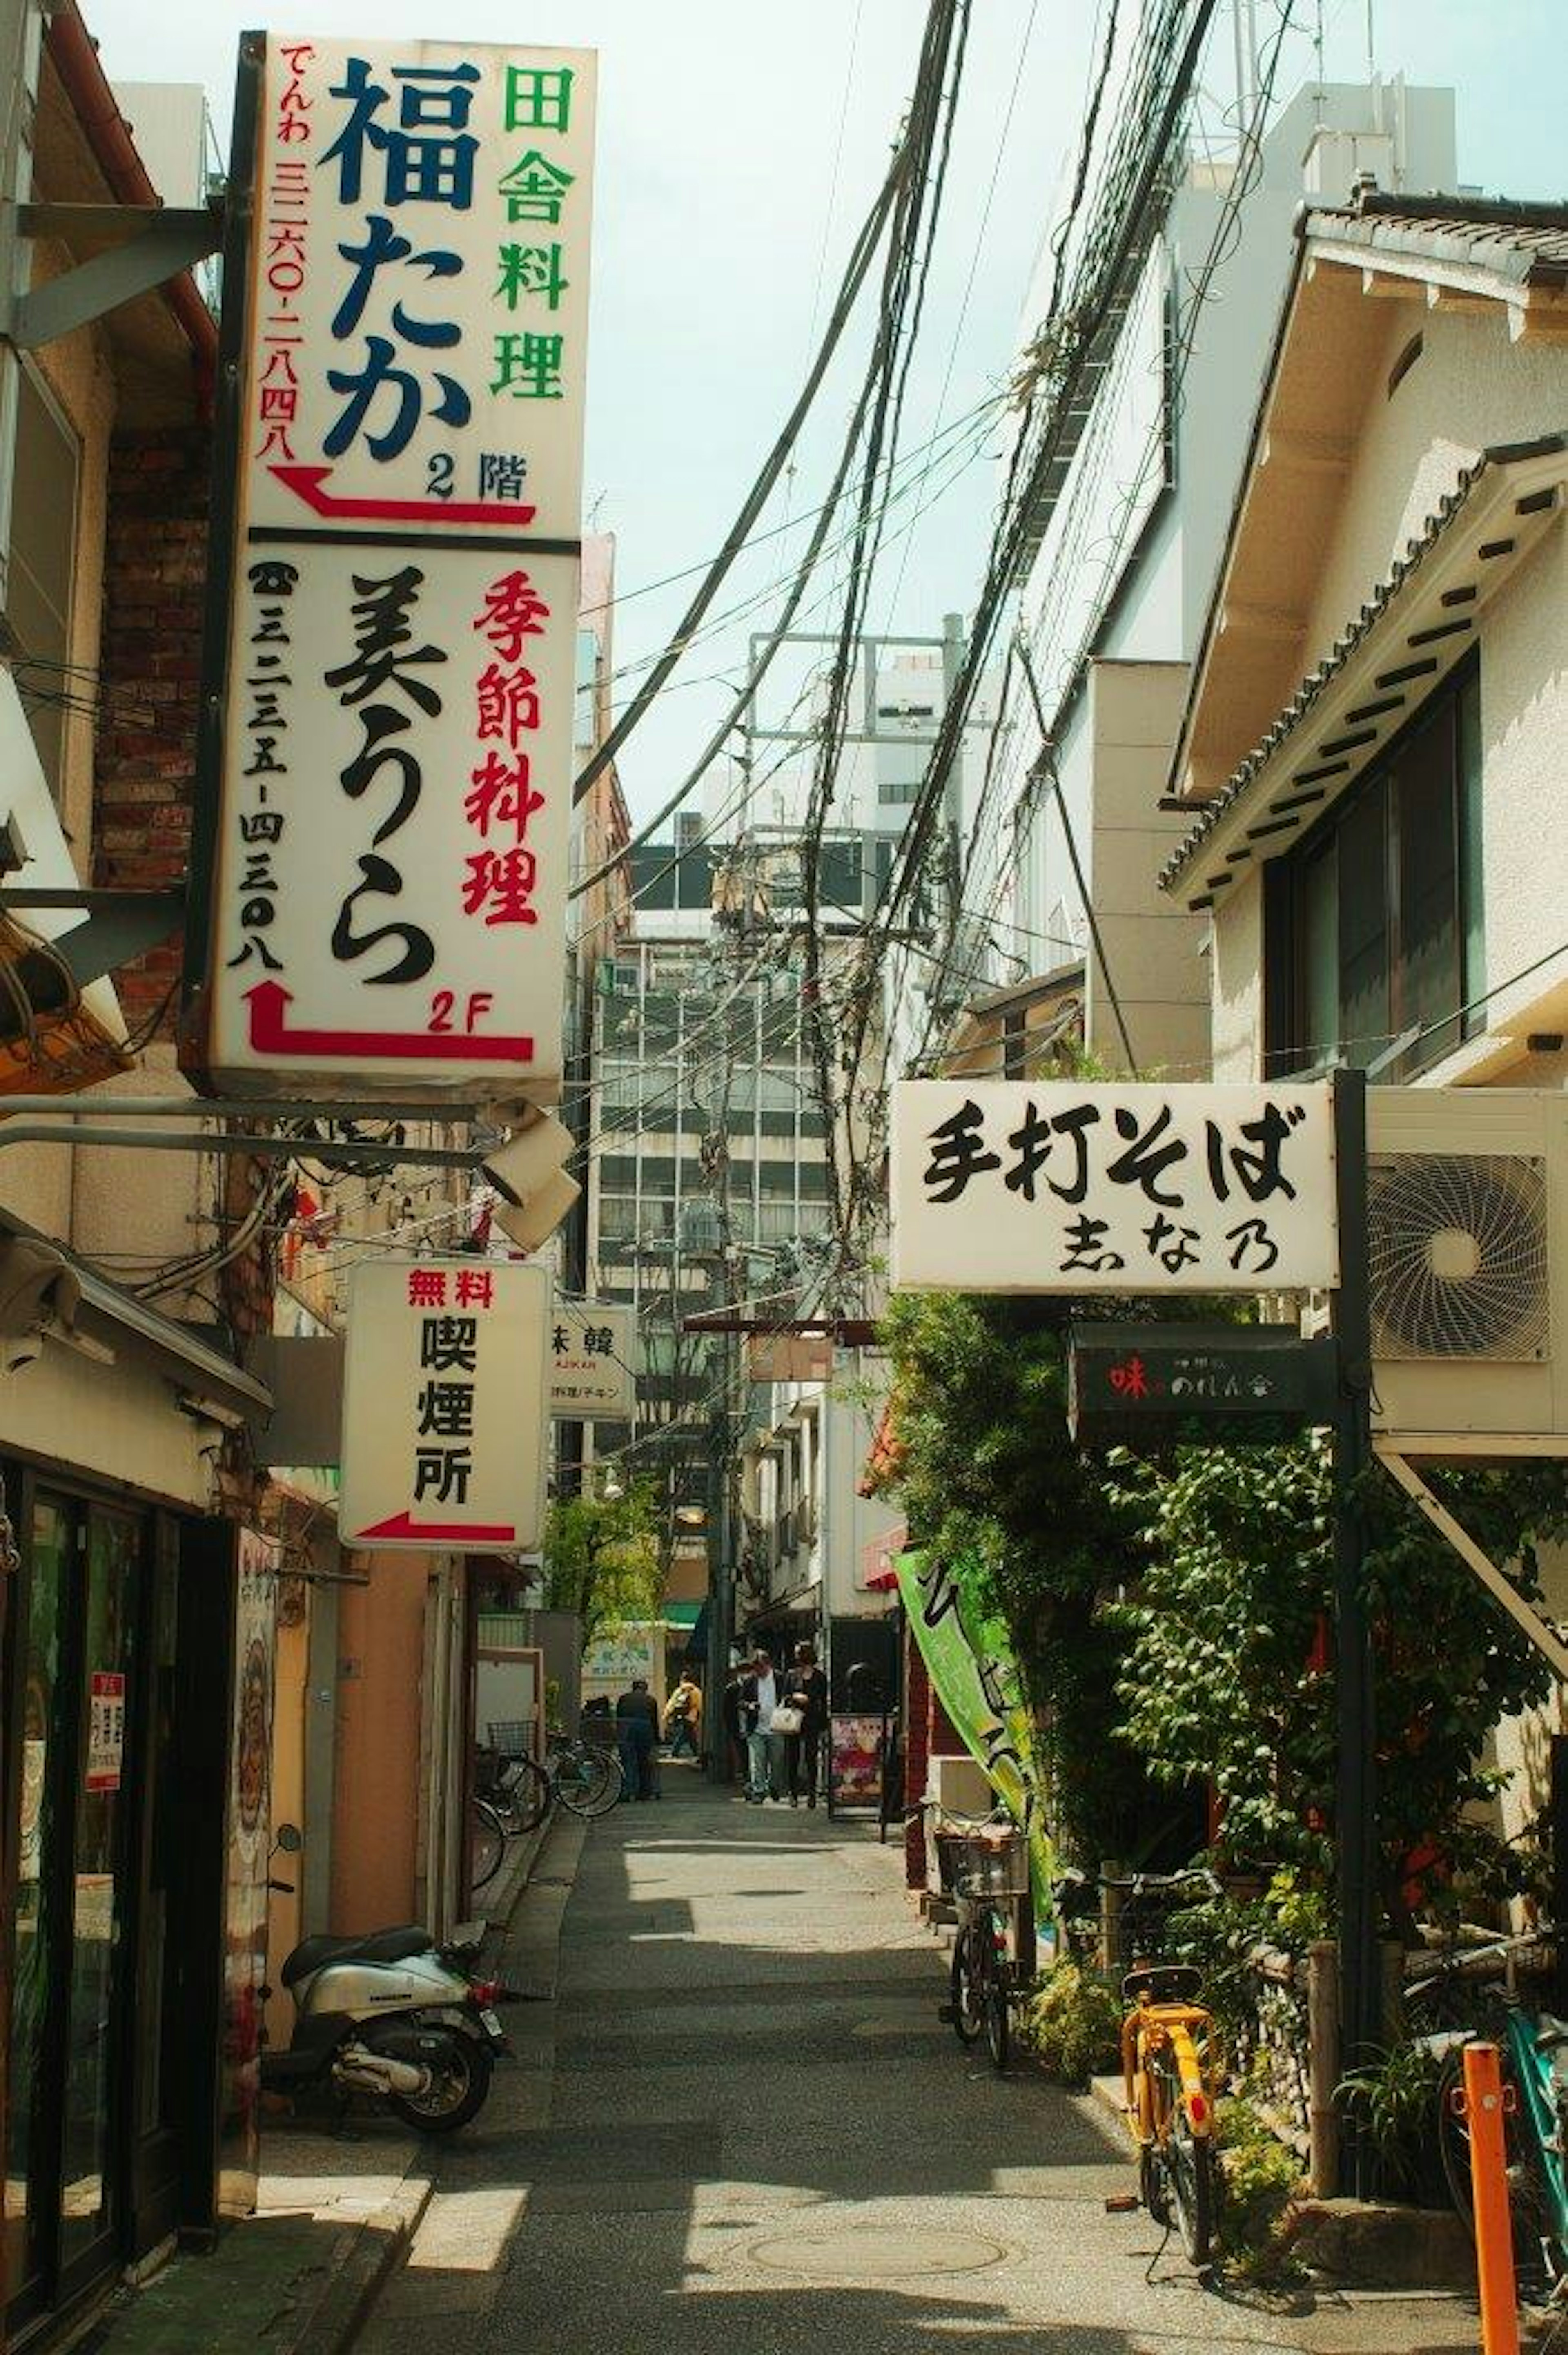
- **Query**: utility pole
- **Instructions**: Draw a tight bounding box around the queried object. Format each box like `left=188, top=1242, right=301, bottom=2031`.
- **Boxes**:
left=1331, top=1068, right=1378, bottom=2192
left=704, top=1322, right=737, bottom=1781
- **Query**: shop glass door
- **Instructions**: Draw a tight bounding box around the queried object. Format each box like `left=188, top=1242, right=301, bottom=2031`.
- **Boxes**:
left=3, top=1490, right=142, bottom=2322
left=58, top=1509, right=139, bottom=2287
left=3, top=1492, right=71, bottom=2315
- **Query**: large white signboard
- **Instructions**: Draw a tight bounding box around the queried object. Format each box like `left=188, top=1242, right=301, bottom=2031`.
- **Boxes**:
left=340, top=1256, right=549, bottom=1550
left=891, top=1081, right=1338, bottom=1295
left=198, top=36, right=596, bottom=1098
left=549, top=1298, right=635, bottom=1419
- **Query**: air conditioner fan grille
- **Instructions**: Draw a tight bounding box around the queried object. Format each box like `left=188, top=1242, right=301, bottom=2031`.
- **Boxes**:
left=1368, top=1152, right=1549, bottom=1363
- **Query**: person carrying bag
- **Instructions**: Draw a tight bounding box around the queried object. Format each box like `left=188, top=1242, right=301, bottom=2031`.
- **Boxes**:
left=782, top=1640, right=828, bottom=1809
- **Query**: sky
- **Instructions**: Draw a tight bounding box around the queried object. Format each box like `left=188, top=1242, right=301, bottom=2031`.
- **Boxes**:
left=89, top=0, right=1568, bottom=827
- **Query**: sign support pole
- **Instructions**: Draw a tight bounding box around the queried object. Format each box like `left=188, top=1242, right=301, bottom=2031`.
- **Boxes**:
left=1331, top=1067, right=1378, bottom=2192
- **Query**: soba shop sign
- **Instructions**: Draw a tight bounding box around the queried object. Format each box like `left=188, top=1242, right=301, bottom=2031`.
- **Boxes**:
left=189, top=35, right=596, bottom=1099
left=890, top=1081, right=1338, bottom=1294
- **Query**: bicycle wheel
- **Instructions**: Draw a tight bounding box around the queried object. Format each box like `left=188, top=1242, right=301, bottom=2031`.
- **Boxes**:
left=470, top=1798, right=506, bottom=1893
left=950, top=1924, right=985, bottom=2045
left=1437, top=2043, right=1566, bottom=2295
left=1165, top=2089, right=1215, bottom=2265
left=500, top=1757, right=551, bottom=1834
left=553, top=1743, right=622, bottom=1820
left=984, top=1940, right=1012, bottom=2074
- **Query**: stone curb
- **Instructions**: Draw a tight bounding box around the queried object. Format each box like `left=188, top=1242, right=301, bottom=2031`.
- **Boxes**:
left=286, top=2176, right=435, bottom=2355
left=475, top=1801, right=557, bottom=1937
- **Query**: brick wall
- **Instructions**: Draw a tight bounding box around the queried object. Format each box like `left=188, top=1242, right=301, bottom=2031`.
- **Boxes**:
left=94, top=425, right=211, bottom=1037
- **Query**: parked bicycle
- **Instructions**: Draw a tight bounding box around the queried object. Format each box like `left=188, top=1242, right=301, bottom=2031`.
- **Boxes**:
left=1120, top=1952, right=1222, bottom=2266
left=1408, top=1929, right=1568, bottom=2300
left=1075, top=1865, right=1223, bottom=2267
left=483, top=1721, right=624, bottom=1832
left=938, top=1812, right=1031, bottom=2073
left=470, top=1724, right=623, bottom=1896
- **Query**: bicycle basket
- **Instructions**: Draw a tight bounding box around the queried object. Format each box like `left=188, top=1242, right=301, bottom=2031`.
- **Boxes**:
left=951, top=1831, right=1029, bottom=1900
left=487, top=1721, right=530, bottom=1757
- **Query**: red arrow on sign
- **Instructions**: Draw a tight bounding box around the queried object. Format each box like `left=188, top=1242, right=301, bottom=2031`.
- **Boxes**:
left=270, top=463, right=538, bottom=529
left=355, top=1510, right=518, bottom=1545
left=244, top=981, right=534, bottom=1064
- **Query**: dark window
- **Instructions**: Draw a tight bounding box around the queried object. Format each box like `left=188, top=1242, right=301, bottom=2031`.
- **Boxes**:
left=1269, top=656, right=1482, bottom=1079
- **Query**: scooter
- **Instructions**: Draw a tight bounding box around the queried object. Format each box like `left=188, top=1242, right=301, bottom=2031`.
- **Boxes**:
left=259, top=1823, right=510, bottom=2132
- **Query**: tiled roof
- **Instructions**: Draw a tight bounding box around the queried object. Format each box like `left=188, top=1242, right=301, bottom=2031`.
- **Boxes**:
left=1160, top=435, right=1568, bottom=892
left=1304, top=192, right=1568, bottom=288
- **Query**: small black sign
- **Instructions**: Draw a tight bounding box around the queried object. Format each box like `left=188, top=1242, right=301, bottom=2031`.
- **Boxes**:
left=1066, top=1322, right=1339, bottom=1445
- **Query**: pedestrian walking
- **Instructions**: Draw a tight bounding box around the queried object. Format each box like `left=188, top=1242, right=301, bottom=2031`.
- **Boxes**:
left=783, top=1640, right=828, bottom=1808
left=615, top=1678, right=660, bottom=1800
left=662, top=1668, right=702, bottom=1760
left=738, top=1648, right=784, bottom=1803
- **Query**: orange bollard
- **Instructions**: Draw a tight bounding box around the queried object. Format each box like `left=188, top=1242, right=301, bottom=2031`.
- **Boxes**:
left=1463, top=2043, right=1520, bottom=2355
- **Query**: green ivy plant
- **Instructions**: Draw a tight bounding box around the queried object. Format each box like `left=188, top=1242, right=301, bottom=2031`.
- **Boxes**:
left=1108, top=1441, right=1567, bottom=1926
left=873, top=1288, right=1165, bottom=1863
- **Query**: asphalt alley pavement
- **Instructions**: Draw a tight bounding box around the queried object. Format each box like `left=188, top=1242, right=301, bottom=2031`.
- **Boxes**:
left=356, top=1762, right=1487, bottom=2355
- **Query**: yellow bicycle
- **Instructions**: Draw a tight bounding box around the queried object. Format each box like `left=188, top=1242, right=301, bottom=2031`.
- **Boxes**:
left=1121, top=1960, right=1221, bottom=2266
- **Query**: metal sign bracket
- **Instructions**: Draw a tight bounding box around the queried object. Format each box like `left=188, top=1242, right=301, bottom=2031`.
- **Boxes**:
left=2, top=200, right=223, bottom=350
left=1377, top=1443, right=1568, bottom=1684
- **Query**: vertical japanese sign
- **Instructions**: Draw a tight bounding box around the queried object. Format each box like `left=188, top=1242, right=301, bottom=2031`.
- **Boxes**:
left=891, top=1080, right=1337, bottom=1294
left=548, top=1297, right=634, bottom=1418
left=85, top=1670, right=127, bottom=1793
left=339, top=1256, right=549, bottom=1550
left=192, top=36, right=596, bottom=1097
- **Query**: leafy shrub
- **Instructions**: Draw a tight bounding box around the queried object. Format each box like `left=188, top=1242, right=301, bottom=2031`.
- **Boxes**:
left=1022, top=1960, right=1123, bottom=2086
left=1161, top=1870, right=1327, bottom=2053
left=1217, top=2096, right=1305, bottom=2281
left=1335, top=2038, right=1445, bottom=2201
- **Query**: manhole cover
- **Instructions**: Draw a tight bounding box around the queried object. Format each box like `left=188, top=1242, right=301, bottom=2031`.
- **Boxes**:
left=750, top=2225, right=1007, bottom=2279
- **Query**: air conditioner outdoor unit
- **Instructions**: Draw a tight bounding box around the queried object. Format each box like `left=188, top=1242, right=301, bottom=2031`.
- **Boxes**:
left=1364, top=1088, right=1568, bottom=1453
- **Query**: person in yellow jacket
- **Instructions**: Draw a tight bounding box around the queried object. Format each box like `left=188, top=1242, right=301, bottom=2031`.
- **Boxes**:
left=662, top=1669, right=702, bottom=1760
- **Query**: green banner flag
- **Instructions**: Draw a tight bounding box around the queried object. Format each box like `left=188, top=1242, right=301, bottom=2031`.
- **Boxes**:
left=895, top=1548, right=1055, bottom=1922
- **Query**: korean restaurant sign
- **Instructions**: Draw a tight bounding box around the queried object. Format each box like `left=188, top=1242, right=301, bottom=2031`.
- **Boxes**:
left=548, top=1298, right=634, bottom=1419
left=891, top=1080, right=1338, bottom=1294
left=192, top=36, right=596, bottom=1099
left=339, top=1257, right=549, bottom=1551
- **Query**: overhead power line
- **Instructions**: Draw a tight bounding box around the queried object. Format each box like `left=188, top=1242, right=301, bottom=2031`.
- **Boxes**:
left=571, top=109, right=917, bottom=808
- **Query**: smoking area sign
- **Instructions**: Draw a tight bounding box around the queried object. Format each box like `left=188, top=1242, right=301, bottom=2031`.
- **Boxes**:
left=339, top=1257, right=549, bottom=1551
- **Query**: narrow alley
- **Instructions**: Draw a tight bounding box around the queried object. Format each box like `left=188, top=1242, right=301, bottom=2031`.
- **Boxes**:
left=355, top=1774, right=1479, bottom=2355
